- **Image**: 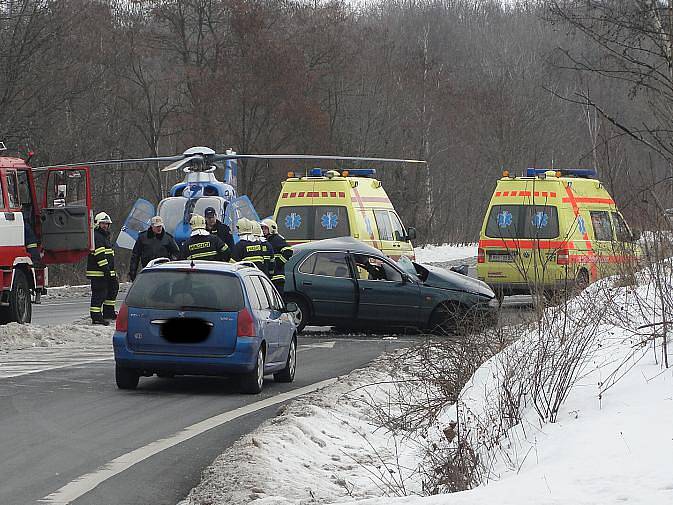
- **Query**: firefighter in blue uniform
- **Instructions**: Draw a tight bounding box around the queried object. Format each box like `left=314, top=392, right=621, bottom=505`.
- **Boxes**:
left=86, top=212, right=118, bottom=325
left=179, top=214, right=231, bottom=261
left=261, top=218, right=293, bottom=291
left=232, top=218, right=274, bottom=277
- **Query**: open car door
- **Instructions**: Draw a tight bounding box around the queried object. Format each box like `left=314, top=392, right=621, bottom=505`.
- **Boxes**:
left=40, top=167, right=92, bottom=264
left=225, top=196, right=260, bottom=242
left=116, top=198, right=155, bottom=250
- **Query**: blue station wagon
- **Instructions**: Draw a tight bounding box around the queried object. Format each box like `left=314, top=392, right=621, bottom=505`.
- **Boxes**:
left=113, top=260, right=297, bottom=394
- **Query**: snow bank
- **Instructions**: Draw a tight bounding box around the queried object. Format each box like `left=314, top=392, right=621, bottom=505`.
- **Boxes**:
left=0, top=322, right=113, bottom=352
left=42, top=282, right=131, bottom=300
left=181, top=263, right=673, bottom=505
left=414, top=243, right=476, bottom=264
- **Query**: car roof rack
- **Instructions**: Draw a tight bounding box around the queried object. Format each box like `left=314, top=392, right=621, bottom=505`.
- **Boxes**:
left=233, top=261, right=259, bottom=270
left=146, top=257, right=172, bottom=268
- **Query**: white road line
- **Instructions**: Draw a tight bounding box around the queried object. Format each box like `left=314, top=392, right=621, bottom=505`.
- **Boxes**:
left=0, top=358, right=113, bottom=378
left=38, top=377, right=338, bottom=505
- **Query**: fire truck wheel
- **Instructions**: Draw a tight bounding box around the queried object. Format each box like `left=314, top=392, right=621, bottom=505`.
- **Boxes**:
left=3, top=270, right=32, bottom=324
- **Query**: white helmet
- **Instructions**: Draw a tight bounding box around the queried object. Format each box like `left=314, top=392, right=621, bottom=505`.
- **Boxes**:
left=251, top=221, right=263, bottom=237
left=94, top=212, right=112, bottom=228
left=236, top=217, right=253, bottom=235
left=190, top=214, right=206, bottom=230
left=261, top=218, right=278, bottom=234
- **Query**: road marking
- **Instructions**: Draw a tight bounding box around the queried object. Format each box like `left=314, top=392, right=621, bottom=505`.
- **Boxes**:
left=299, top=341, right=336, bottom=349
left=38, top=377, right=338, bottom=505
left=0, top=345, right=113, bottom=378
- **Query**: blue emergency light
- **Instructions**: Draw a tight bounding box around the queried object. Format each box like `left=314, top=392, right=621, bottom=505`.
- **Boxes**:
left=346, top=168, right=376, bottom=177
left=525, top=167, right=598, bottom=179
left=310, top=167, right=323, bottom=176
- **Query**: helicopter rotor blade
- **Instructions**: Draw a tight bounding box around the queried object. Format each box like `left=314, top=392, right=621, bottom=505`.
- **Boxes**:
left=211, top=154, right=427, bottom=164
left=160, top=155, right=203, bottom=172
left=32, top=155, right=184, bottom=171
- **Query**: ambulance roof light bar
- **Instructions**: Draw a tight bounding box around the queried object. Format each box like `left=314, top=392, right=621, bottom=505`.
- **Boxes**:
left=307, top=167, right=377, bottom=177
left=526, top=167, right=597, bottom=179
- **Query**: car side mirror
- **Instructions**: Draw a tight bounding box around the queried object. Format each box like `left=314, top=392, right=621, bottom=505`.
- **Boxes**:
left=401, top=273, right=412, bottom=284
left=630, top=229, right=641, bottom=242
left=285, top=301, right=298, bottom=313
left=406, top=227, right=417, bottom=241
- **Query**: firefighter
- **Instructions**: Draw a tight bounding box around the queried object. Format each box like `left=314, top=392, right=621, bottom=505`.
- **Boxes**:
left=128, top=216, right=180, bottom=281
left=86, top=212, right=119, bottom=325
left=261, top=218, right=292, bottom=291
left=179, top=214, right=231, bottom=261
left=204, top=207, right=234, bottom=251
left=231, top=218, right=274, bottom=277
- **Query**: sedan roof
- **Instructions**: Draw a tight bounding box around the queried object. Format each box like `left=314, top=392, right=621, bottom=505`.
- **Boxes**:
left=291, top=237, right=384, bottom=256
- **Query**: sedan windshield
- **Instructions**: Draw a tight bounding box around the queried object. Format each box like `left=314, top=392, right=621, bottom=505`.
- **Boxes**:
left=126, top=270, right=244, bottom=311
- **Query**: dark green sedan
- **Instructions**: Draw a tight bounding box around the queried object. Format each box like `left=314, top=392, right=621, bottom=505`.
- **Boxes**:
left=282, top=237, right=498, bottom=333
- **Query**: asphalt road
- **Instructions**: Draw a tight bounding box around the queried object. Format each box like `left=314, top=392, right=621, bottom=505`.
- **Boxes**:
left=0, top=334, right=414, bottom=505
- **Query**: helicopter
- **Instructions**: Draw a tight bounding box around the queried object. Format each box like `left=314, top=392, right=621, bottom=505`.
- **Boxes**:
left=35, top=146, right=426, bottom=250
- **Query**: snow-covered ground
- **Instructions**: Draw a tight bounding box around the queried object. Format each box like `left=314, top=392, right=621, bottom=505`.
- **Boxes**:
left=181, top=265, right=673, bottom=505
left=414, top=243, right=476, bottom=264
left=42, top=282, right=131, bottom=300
left=0, top=322, right=113, bottom=352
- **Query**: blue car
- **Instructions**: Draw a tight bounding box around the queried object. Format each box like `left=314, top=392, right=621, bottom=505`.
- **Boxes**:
left=113, top=260, right=297, bottom=394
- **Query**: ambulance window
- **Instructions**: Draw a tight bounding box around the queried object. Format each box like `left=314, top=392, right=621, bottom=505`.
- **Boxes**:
left=611, top=212, right=631, bottom=242
left=485, top=205, right=559, bottom=239
left=389, top=212, right=406, bottom=241
left=374, top=210, right=393, bottom=241
left=6, top=172, right=20, bottom=209
left=277, top=206, right=311, bottom=240
left=313, top=206, right=350, bottom=240
left=590, top=211, right=613, bottom=241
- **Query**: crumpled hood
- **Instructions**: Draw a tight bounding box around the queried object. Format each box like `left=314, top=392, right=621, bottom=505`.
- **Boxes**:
left=421, top=263, right=495, bottom=298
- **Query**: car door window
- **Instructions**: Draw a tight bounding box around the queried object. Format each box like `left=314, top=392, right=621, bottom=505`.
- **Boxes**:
left=243, top=276, right=263, bottom=310
left=250, top=276, right=272, bottom=309
left=389, top=211, right=405, bottom=241
left=299, top=252, right=350, bottom=278
left=0, top=177, right=5, bottom=209
left=374, top=210, right=393, bottom=241
left=353, top=254, right=403, bottom=282
left=611, top=212, right=631, bottom=242
left=259, top=277, right=283, bottom=310
left=6, top=171, right=20, bottom=209
left=590, top=211, right=613, bottom=241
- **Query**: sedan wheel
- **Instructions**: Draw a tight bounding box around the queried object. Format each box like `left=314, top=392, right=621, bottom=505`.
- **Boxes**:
left=288, top=298, right=309, bottom=333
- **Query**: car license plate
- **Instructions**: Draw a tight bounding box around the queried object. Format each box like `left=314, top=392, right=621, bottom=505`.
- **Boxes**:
left=489, top=253, right=515, bottom=263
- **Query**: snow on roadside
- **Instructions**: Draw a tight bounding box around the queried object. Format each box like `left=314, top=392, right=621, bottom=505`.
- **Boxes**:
left=414, top=243, right=476, bottom=264
left=42, top=282, right=131, bottom=300
left=0, top=322, right=113, bottom=352
left=181, top=266, right=673, bottom=505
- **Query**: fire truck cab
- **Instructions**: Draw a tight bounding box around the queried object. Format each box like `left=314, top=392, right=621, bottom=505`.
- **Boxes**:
left=0, top=150, right=92, bottom=324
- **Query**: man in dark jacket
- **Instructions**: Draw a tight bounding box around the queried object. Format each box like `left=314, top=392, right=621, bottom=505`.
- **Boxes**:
left=204, top=207, right=234, bottom=250
left=128, top=216, right=179, bottom=281
left=179, top=214, right=231, bottom=262
left=87, top=212, right=118, bottom=325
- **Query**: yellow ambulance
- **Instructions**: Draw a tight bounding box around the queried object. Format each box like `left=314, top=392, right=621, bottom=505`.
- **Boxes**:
left=272, top=168, right=416, bottom=260
left=476, top=168, right=640, bottom=299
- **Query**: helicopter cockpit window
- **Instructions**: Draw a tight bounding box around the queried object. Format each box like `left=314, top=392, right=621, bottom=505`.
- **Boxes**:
left=157, top=197, right=187, bottom=236
left=193, top=197, right=225, bottom=221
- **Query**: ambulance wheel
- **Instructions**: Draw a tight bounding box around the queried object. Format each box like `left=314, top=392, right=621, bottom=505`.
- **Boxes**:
left=575, top=269, right=590, bottom=292
left=287, top=297, right=309, bottom=333
left=1, top=270, right=32, bottom=324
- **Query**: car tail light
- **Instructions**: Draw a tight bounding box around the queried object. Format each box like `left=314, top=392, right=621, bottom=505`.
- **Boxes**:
left=478, top=248, right=486, bottom=264
left=237, top=308, right=256, bottom=337
left=116, top=303, right=128, bottom=332
left=557, top=248, right=570, bottom=265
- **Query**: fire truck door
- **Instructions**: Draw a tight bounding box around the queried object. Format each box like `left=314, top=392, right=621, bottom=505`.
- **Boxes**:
left=40, top=167, right=92, bottom=264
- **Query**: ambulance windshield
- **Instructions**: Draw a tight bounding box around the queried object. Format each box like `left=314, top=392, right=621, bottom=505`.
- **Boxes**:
left=485, top=205, right=559, bottom=239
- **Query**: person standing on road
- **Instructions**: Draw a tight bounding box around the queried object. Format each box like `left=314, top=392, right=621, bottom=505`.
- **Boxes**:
left=128, top=216, right=179, bottom=281
left=261, top=218, right=292, bottom=291
left=231, top=218, right=274, bottom=278
left=179, top=214, right=231, bottom=262
left=204, top=207, right=234, bottom=251
left=86, top=212, right=118, bottom=325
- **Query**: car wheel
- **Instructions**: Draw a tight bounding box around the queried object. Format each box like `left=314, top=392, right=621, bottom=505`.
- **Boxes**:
left=287, top=297, right=309, bottom=333
left=274, top=337, right=296, bottom=383
left=240, top=346, right=265, bottom=394
left=1, top=270, right=32, bottom=324
left=116, top=365, right=140, bottom=390
left=429, top=302, right=460, bottom=336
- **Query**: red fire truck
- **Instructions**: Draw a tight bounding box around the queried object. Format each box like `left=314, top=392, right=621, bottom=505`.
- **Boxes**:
left=0, top=145, right=92, bottom=324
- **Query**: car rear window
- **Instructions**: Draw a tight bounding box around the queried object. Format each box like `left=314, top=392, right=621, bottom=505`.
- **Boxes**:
left=277, top=205, right=350, bottom=240
left=125, top=270, right=244, bottom=311
left=485, top=205, right=559, bottom=239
